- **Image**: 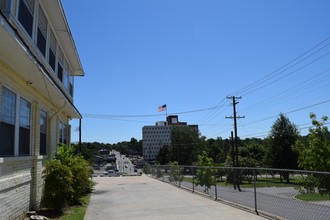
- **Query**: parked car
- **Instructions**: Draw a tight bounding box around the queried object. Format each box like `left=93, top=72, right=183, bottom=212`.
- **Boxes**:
left=103, top=170, right=119, bottom=176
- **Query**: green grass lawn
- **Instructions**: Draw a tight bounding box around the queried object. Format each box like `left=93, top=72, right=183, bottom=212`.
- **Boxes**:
left=38, top=194, right=91, bottom=220
left=295, top=193, right=330, bottom=201
left=60, top=195, right=90, bottom=220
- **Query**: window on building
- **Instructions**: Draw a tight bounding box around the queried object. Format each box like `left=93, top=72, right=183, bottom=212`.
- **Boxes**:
left=40, top=110, right=47, bottom=155
left=57, top=49, right=64, bottom=82
left=18, top=0, right=34, bottom=37
left=36, top=6, right=47, bottom=56
left=0, top=87, right=31, bottom=156
left=48, top=30, right=56, bottom=71
left=69, top=75, right=74, bottom=96
left=0, top=87, right=16, bottom=156
left=59, top=121, right=67, bottom=145
left=0, top=0, right=6, bottom=11
left=63, top=60, right=70, bottom=91
left=19, top=98, right=31, bottom=155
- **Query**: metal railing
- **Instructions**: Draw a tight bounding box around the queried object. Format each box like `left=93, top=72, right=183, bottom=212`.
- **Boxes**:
left=146, top=165, right=330, bottom=220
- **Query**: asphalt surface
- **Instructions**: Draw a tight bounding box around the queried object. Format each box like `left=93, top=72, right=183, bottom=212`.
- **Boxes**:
left=176, top=178, right=330, bottom=220
left=84, top=175, right=266, bottom=220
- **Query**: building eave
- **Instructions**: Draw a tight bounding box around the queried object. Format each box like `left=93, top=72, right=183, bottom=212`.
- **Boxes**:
left=42, top=0, right=84, bottom=76
left=0, top=12, right=82, bottom=119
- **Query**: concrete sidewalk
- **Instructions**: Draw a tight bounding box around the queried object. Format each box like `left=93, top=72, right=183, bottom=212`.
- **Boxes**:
left=84, top=175, right=266, bottom=220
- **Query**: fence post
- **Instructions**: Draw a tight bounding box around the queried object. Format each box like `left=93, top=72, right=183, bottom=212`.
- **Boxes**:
left=253, top=169, right=258, bottom=215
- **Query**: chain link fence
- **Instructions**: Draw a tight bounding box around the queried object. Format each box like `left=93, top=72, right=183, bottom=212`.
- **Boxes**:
left=145, top=165, right=330, bottom=220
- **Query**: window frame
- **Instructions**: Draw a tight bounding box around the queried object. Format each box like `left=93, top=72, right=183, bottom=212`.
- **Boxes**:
left=36, top=5, right=47, bottom=56
left=18, top=97, right=31, bottom=156
left=0, top=87, right=16, bottom=156
left=57, top=48, right=64, bottom=82
left=48, top=29, right=57, bottom=71
left=0, top=86, right=31, bottom=157
left=17, top=0, right=35, bottom=37
left=39, top=109, right=47, bottom=155
left=58, top=120, right=67, bottom=145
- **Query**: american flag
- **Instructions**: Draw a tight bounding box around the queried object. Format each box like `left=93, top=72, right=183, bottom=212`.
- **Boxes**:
left=158, top=104, right=167, bottom=112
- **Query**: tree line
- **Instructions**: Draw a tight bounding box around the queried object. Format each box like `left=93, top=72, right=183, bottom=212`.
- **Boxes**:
left=156, top=113, right=329, bottom=175
left=75, top=113, right=329, bottom=174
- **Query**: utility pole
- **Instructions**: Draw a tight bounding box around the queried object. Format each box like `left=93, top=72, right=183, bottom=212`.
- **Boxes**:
left=79, top=118, right=82, bottom=155
left=226, top=96, right=244, bottom=191
left=230, top=131, right=236, bottom=190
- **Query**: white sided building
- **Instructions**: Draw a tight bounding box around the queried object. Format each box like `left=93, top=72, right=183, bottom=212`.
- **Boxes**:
left=142, top=121, right=171, bottom=161
left=142, top=115, right=198, bottom=162
left=0, top=0, right=84, bottom=219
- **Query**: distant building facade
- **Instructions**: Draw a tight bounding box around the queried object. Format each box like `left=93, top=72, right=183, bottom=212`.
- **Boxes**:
left=0, top=0, right=84, bottom=219
left=142, top=115, right=198, bottom=161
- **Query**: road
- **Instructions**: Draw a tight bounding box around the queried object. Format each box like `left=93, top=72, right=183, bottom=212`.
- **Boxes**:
left=115, top=152, right=136, bottom=174
left=175, top=179, right=330, bottom=220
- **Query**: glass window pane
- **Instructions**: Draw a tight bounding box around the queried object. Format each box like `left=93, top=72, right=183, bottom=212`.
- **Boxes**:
left=40, top=110, right=47, bottom=133
left=63, top=60, right=69, bottom=90
left=38, top=6, right=47, bottom=37
left=0, top=87, right=15, bottom=156
left=19, top=127, right=30, bottom=155
left=1, top=87, right=16, bottom=124
left=63, top=124, right=67, bottom=144
left=40, top=110, right=47, bottom=155
left=19, top=98, right=31, bottom=128
left=19, top=98, right=30, bottom=155
left=57, top=49, right=64, bottom=81
left=37, top=6, right=47, bottom=56
left=48, top=30, right=56, bottom=70
left=49, top=30, right=56, bottom=53
left=18, top=0, right=34, bottom=37
left=0, top=122, right=15, bottom=156
left=24, top=0, right=34, bottom=13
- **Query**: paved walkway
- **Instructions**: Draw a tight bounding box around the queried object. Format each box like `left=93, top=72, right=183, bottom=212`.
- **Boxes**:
left=84, top=175, right=266, bottom=220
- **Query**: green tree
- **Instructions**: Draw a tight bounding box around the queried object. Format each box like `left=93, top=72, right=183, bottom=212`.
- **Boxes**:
left=293, top=113, right=330, bottom=195
left=152, top=162, right=163, bottom=178
left=169, top=161, right=183, bottom=184
left=265, top=114, right=299, bottom=182
left=240, top=141, right=266, bottom=167
left=195, top=151, right=216, bottom=194
left=170, top=126, right=200, bottom=165
left=156, top=144, right=171, bottom=164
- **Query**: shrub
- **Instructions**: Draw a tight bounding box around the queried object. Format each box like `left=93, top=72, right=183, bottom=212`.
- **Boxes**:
left=42, top=144, right=94, bottom=210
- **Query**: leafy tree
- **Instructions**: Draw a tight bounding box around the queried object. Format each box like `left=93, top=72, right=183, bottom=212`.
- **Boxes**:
left=152, top=162, right=163, bottom=178
left=169, top=161, right=183, bottom=185
left=265, top=113, right=299, bottom=182
left=170, top=126, right=201, bottom=165
left=293, top=113, right=330, bottom=195
left=240, top=142, right=266, bottom=167
left=143, top=163, right=151, bottom=174
left=195, top=151, right=216, bottom=194
left=156, top=144, right=171, bottom=164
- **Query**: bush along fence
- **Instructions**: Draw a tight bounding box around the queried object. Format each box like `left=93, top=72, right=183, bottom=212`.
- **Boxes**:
left=145, top=165, right=330, bottom=220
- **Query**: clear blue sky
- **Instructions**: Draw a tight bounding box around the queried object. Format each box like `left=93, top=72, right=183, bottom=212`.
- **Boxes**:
left=62, top=0, right=330, bottom=144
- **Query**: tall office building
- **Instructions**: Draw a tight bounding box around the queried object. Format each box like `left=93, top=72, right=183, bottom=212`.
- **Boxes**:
left=142, top=115, right=198, bottom=161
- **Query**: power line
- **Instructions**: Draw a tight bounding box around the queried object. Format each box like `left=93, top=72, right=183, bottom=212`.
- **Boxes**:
left=242, top=51, right=330, bottom=97
left=210, top=99, right=330, bottom=137
left=231, top=37, right=330, bottom=96
left=82, top=106, right=219, bottom=119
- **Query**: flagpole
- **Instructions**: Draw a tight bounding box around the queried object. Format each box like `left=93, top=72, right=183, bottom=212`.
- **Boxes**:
left=166, top=106, right=168, bottom=120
